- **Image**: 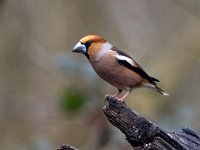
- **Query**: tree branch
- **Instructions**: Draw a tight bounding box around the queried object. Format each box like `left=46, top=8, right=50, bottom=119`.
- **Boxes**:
left=102, top=96, right=200, bottom=150
left=57, top=144, right=79, bottom=150
left=57, top=96, right=200, bottom=150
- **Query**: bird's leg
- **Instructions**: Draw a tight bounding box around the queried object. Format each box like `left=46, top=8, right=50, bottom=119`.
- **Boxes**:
left=105, top=89, right=122, bottom=99
left=118, top=89, right=132, bottom=103
left=112, top=89, right=122, bottom=98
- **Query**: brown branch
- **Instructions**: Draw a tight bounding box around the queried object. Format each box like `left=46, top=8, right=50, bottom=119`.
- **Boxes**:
left=102, top=96, right=200, bottom=150
left=58, top=96, right=200, bottom=150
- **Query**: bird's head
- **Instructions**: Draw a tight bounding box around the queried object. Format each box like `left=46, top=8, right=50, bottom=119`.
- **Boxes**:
left=72, top=35, right=112, bottom=60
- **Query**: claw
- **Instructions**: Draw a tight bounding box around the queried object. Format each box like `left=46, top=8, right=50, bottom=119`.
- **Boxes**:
left=118, top=99, right=125, bottom=103
left=105, top=89, right=122, bottom=101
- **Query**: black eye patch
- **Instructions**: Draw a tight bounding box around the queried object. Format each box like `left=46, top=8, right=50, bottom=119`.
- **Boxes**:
left=80, top=41, right=93, bottom=60
left=84, top=41, right=93, bottom=49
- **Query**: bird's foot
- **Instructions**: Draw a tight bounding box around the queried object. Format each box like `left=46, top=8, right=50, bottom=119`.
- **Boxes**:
left=104, top=94, right=125, bottom=103
left=117, top=98, right=125, bottom=103
left=116, top=90, right=130, bottom=103
left=104, top=94, right=118, bottom=101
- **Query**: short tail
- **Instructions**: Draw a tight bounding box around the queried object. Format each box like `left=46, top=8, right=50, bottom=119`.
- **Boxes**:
left=155, top=86, right=169, bottom=96
left=144, top=83, right=169, bottom=96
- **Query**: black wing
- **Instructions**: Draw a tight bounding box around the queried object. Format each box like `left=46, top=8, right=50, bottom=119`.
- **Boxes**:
left=117, top=59, right=159, bottom=85
left=150, top=76, right=160, bottom=82
left=112, top=46, right=159, bottom=84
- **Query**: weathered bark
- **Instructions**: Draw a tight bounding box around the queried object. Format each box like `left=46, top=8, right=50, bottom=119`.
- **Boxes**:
left=57, top=144, right=79, bottom=150
left=58, top=96, right=200, bottom=150
left=103, top=96, right=200, bottom=150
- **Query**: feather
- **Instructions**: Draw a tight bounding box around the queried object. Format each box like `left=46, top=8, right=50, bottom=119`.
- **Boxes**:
left=116, top=58, right=157, bottom=85
left=112, top=47, right=133, bottom=59
left=113, top=47, right=158, bottom=84
left=150, top=76, right=160, bottom=82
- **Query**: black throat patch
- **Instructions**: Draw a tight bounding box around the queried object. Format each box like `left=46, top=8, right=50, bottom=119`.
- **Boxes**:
left=84, top=52, right=90, bottom=60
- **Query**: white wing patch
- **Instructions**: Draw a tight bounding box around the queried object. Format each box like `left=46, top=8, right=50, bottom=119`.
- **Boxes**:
left=115, top=55, right=136, bottom=66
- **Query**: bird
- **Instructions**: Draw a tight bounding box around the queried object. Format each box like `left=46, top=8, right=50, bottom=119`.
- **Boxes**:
left=72, top=35, right=168, bottom=102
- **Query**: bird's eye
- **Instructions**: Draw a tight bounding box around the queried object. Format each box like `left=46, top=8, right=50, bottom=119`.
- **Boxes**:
left=85, top=41, right=93, bottom=48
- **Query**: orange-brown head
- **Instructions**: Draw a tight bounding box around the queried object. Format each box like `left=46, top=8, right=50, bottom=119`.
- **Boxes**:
left=72, top=35, right=110, bottom=60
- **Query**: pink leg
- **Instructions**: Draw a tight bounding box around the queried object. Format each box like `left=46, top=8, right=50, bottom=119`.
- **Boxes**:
left=118, top=90, right=130, bottom=102
left=105, top=89, right=122, bottom=99
left=112, top=89, right=122, bottom=98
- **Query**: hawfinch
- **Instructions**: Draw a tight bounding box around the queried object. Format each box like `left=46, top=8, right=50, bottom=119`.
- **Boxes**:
left=72, top=35, right=168, bottom=102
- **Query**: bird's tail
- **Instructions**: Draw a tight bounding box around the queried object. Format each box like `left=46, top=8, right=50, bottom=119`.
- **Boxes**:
left=144, top=83, right=169, bottom=96
left=155, top=86, right=169, bottom=96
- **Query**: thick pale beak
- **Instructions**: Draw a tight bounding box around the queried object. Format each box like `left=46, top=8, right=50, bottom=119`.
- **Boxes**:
left=72, top=42, right=86, bottom=53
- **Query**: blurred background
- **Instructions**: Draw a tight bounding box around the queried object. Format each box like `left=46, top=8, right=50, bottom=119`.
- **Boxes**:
left=0, top=0, right=200, bottom=149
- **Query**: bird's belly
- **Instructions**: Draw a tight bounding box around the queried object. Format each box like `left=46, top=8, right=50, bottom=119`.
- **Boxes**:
left=92, top=61, right=142, bottom=90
